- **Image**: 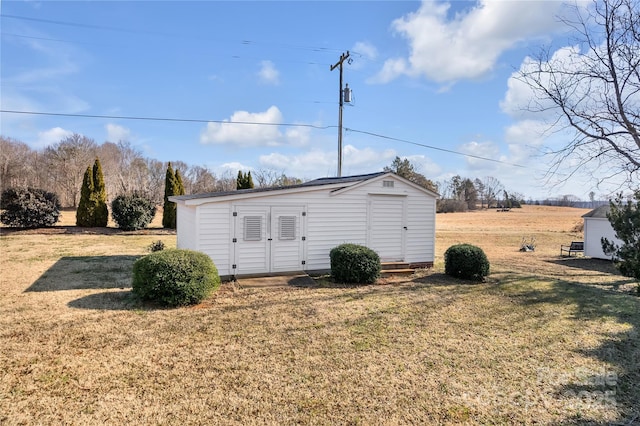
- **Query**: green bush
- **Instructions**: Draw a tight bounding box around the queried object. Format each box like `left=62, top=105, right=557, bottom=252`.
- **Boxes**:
left=148, top=240, right=166, bottom=252
left=76, top=159, right=108, bottom=227
left=132, top=249, right=220, bottom=307
left=444, top=244, right=490, bottom=282
left=111, top=194, right=156, bottom=231
left=0, top=187, right=61, bottom=228
left=330, top=243, right=381, bottom=284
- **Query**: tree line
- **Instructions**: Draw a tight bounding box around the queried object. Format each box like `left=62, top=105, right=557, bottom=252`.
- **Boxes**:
left=384, top=157, right=523, bottom=212
left=0, top=135, right=301, bottom=208
left=1, top=133, right=535, bottom=213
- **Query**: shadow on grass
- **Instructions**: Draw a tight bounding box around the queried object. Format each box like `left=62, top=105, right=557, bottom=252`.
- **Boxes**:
left=67, top=290, right=144, bottom=310
left=1, top=226, right=175, bottom=236
left=25, top=255, right=140, bottom=292
left=502, top=274, right=640, bottom=425
left=546, top=256, right=617, bottom=273
left=25, top=255, right=172, bottom=311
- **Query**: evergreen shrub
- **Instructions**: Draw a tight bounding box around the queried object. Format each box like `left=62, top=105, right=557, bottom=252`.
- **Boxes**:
left=330, top=243, right=381, bottom=284
left=0, top=187, right=61, bottom=228
left=76, top=166, right=95, bottom=227
left=92, top=159, right=108, bottom=226
left=444, top=244, right=490, bottom=281
left=111, top=194, right=156, bottom=231
left=76, top=159, right=108, bottom=227
left=132, top=249, right=220, bottom=307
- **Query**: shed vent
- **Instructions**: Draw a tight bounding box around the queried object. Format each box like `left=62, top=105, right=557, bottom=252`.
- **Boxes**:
left=244, top=216, right=262, bottom=241
left=279, top=216, right=296, bottom=240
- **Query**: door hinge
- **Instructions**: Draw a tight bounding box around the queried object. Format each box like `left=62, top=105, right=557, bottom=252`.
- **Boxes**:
left=232, top=211, right=238, bottom=217
left=302, top=212, right=306, bottom=216
left=232, top=264, right=237, bottom=269
left=232, top=238, right=237, bottom=243
left=302, top=236, right=306, bottom=241
left=301, top=260, right=306, bottom=265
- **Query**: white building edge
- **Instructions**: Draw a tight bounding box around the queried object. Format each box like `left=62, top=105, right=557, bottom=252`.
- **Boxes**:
left=170, top=172, right=438, bottom=278
left=582, top=205, right=623, bottom=259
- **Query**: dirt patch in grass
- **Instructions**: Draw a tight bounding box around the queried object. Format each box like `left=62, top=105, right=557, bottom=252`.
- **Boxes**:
left=1, top=205, right=638, bottom=425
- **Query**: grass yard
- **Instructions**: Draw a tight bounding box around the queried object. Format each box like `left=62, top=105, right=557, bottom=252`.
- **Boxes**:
left=0, top=205, right=638, bottom=425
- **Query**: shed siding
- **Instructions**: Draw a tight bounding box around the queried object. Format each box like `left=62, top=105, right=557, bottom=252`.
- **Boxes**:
left=195, top=203, right=232, bottom=275
left=367, top=195, right=406, bottom=262
left=405, top=197, right=436, bottom=263
left=176, top=204, right=197, bottom=250
left=173, top=173, right=437, bottom=276
left=584, top=218, right=622, bottom=259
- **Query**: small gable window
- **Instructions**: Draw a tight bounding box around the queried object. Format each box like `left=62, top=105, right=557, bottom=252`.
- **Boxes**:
left=383, top=180, right=394, bottom=188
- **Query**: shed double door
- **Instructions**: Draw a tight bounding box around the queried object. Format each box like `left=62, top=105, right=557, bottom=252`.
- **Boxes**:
left=233, top=206, right=305, bottom=275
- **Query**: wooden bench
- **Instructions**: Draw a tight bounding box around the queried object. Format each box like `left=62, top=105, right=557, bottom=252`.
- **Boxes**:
left=561, top=241, right=584, bottom=256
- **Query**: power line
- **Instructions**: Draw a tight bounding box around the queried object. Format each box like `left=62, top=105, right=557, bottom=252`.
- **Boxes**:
left=1, top=14, right=346, bottom=54
left=0, top=109, right=335, bottom=130
left=345, top=128, right=527, bottom=168
left=0, top=109, right=526, bottom=168
left=1, top=32, right=334, bottom=67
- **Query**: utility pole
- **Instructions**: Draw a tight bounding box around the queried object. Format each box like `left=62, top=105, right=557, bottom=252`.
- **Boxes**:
left=330, top=51, right=350, bottom=177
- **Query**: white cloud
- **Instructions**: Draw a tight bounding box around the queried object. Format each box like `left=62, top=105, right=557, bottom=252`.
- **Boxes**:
left=219, top=162, right=252, bottom=172
left=284, top=126, right=311, bottom=147
left=369, top=58, right=408, bottom=84
left=500, top=43, right=607, bottom=174
left=259, top=150, right=334, bottom=176
left=372, top=0, right=569, bottom=84
left=459, top=140, right=503, bottom=170
left=353, top=41, right=378, bottom=60
left=36, top=127, right=73, bottom=147
left=105, top=124, right=131, bottom=142
left=200, top=106, right=284, bottom=147
left=257, top=60, right=280, bottom=85
left=259, top=145, right=399, bottom=178
left=343, top=145, right=397, bottom=169
left=501, top=46, right=585, bottom=121
left=504, top=120, right=549, bottom=147
left=403, top=154, right=442, bottom=176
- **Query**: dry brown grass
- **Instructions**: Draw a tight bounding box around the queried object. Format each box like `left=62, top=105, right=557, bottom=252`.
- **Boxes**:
left=1, top=205, right=638, bottom=425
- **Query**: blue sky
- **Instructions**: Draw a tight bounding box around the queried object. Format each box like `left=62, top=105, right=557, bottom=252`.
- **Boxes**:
left=0, top=0, right=619, bottom=199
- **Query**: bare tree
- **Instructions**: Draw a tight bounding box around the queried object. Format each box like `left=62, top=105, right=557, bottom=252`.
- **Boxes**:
left=253, top=169, right=282, bottom=188
left=517, top=0, right=640, bottom=186
left=187, top=165, right=217, bottom=194
left=0, top=137, right=33, bottom=192
left=252, top=169, right=303, bottom=188
left=474, top=178, right=486, bottom=208
left=482, top=176, right=504, bottom=208
left=215, top=170, right=238, bottom=192
left=44, top=134, right=97, bottom=207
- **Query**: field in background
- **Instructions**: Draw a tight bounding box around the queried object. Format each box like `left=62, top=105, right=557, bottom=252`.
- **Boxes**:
left=1, top=205, right=638, bottom=424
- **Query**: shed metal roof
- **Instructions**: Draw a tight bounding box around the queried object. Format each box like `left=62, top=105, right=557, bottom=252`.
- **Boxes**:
left=582, top=205, right=610, bottom=218
left=171, top=172, right=387, bottom=201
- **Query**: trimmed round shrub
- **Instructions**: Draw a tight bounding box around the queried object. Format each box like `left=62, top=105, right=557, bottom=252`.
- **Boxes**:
left=111, top=194, right=156, bottom=231
left=132, top=249, right=220, bottom=307
left=444, top=243, right=490, bottom=282
left=0, top=187, right=61, bottom=228
left=330, top=243, right=381, bottom=284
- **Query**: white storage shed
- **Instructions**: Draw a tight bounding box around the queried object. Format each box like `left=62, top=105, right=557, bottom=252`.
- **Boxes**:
left=582, top=205, right=622, bottom=259
left=169, top=172, right=438, bottom=278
